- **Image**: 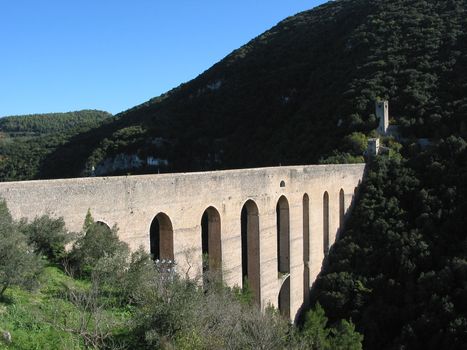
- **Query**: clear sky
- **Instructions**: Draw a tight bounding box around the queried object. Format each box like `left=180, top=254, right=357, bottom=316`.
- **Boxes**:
left=0, top=0, right=327, bottom=117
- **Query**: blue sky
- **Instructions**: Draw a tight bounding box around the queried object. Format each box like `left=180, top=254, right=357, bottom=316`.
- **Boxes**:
left=0, top=1, right=326, bottom=117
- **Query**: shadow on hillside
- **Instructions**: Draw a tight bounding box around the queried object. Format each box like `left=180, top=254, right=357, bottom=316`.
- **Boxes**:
left=38, top=117, right=128, bottom=179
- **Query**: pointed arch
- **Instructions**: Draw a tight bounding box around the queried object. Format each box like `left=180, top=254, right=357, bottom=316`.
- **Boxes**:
left=323, top=191, right=329, bottom=255
left=278, top=276, right=291, bottom=319
left=339, top=189, right=345, bottom=233
left=201, top=206, right=222, bottom=276
left=241, top=200, right=261, bottom=303
left=276, top=195, right=290, bottom=274
left=149, top=212, right=174, bottom=261
left=303, top=193, right=310, bottom=303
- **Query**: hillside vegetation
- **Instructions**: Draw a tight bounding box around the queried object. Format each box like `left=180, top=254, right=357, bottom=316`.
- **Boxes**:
left=18, top=0, right=466, bottom=179
left=0, top=110, right=111, bottom=181
left=0, top=110, right=111, bottom=135
left=1, top=0, right=466, bottom=179
left=0, top=202, right=362, bottom=349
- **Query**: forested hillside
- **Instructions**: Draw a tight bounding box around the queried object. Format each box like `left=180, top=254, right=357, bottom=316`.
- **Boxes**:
left=20, top=0, right=467, bottom=179
left=0, top=110, right=111, bottom=181
left=312, top=139, right=467, bottom=349
left=0, top=110, right=111, bottom=135
left=1, top=0, right=466, bottom=179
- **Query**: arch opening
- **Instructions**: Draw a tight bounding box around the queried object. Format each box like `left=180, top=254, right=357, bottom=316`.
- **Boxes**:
left=201, top=206, right=222, bottom=278
left=323, top=192, right=330, bottom=256
left=339, top=189, right=345, bottom=233
left=278, top=276, right=291, bottom=319
left=95, top=221, right=111, bottom=230
left=276, top=196, right=290, bottom=274
left=241, top=200, right=261, bottom=303
left=150, top=213, right=174, bottom=261
left=85, top=220, right=112, bottom=237
left=303, top=194, right=310, bottom=303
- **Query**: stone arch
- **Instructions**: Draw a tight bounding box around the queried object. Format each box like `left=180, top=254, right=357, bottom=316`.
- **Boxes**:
left=323, top=191, right=330, bottom=255
left=85, top=220, right=112, bottom=237
left=276, top=195, right=290, bottom=274
left=241, top=200, right=261, bottom=303
left=201, top=206, right=222, bottom=276
left=95, top=220, right=111, bottom=230
left=339, top=189, right=345, bottom=232
left=278, top=276, right=291, bottom=319
left=303, top=193, right=310, bottom=303
left=149, top=212, right=174, bottom=261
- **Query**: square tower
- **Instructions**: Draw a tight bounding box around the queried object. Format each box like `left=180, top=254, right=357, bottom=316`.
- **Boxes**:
left=376, top=100, right=389, bottom=135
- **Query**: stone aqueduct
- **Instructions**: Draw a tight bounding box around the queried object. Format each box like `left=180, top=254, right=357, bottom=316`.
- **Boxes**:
left=0, top=164, right=365, bottom=320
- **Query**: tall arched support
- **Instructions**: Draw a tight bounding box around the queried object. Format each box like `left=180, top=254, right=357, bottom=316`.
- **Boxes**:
left=323, top=192, right=330, bottom=256
left=201, top=206, right=222, bottom=279
left=339, top=189, right=345, bottom=237
left=302, top=194, right=310, bottom=304
left=241, top=200, right=261, bottom=303
left=149, top=212, right=174, bottom=261
left=284, top=194, right=307, bottom=322
left=278, top=276, right=291, bottom=319
left=276, top=196, right=290, bottom=316
left=276, top=196, right=290, bottom=274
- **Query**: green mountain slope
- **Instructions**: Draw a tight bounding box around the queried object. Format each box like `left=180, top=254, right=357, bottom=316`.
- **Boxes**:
left=33, top=0, right=467, bottom=179
left=0, top=110, right=111, bottom=135
left=0, top=110, right=111, bottom=181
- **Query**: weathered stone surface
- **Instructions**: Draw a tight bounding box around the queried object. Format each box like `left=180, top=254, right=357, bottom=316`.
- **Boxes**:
left=0, top=164, right=365, bottom=320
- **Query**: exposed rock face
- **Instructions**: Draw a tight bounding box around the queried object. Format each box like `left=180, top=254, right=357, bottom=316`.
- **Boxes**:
left=93, top=154, right=169, bottom=176
left=94, top=154, right=144, bottom=176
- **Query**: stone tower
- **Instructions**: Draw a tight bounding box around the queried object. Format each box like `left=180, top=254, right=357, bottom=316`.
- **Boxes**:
left=376, top=100, right=389, bottom=135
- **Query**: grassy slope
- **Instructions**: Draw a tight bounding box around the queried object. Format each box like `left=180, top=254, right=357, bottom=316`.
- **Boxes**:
left=0, top=266, right=128, bottom=350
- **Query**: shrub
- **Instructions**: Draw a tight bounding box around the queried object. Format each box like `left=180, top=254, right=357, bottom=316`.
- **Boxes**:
left=0, top=200, right=43, bottom=297
left=20, top=215, right=72, bottom=264
left=67, top=210, right=129, bottom=277
left=299, top=303, right=363, bottom=350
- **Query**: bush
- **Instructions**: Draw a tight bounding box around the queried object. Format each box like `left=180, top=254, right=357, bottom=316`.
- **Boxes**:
left=299, top=303, right=363, bottom=350
left=0, top=200, right=43, bottom=297
left=20, top=215, right=72, bottom=264
left=67, top=210, right=129, bottom=277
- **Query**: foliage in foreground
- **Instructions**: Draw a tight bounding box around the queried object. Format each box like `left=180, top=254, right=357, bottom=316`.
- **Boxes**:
left=0, top=205, right=362, bottom=349
left=0, top=200, right=43, bottom=297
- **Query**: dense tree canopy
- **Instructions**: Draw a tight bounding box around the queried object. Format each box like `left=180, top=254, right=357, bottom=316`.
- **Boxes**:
left=0, top=110, right=110, bottom=135
left=312, top=140, right=467, bottom=348
left=0, top=110, right=111, bottom=181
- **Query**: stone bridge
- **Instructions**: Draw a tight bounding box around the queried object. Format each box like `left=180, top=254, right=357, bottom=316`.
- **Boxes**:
left=0, top=164, right=365, bottom=320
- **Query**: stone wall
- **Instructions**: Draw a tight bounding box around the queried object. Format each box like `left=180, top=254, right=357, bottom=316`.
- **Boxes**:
left=0, top=163, right=365, bottom=320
